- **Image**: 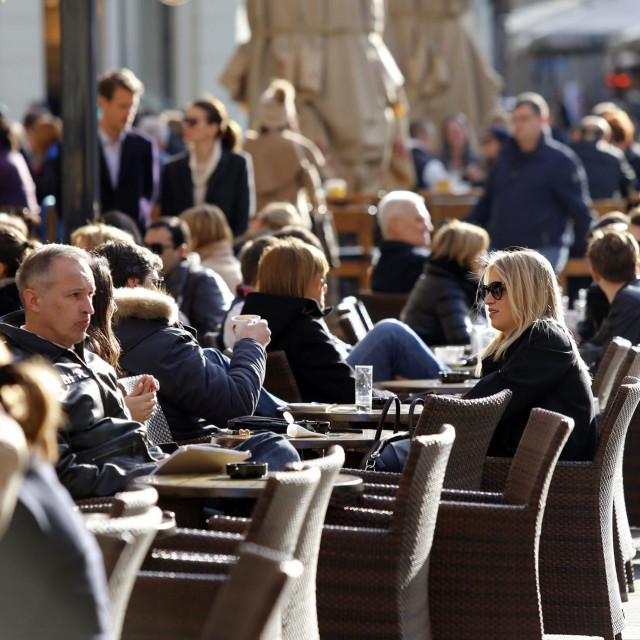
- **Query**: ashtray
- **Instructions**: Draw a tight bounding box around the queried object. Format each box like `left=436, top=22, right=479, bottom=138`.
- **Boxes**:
left=227, top=462, right=268, bottom=479
left=438, top=370, right=471, bottom=383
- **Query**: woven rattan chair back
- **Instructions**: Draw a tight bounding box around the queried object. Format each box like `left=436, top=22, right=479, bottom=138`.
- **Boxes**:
left=83, top=487, right=166, bottom=639
left=503, top=408, right=574, bottom=508
left=414, top=389, right=512, bottom=490
left=356, top=290, right=408, bottom=323
left=0, top=408, right=27, bottom=541
left=202, top=542, right=303, bottom=640
left=246, top=466, right=320, bottom=557
left=265, top=351, right=302, bottom=403
left=604, top=346, right=640, bottom=416
left=117, top=375, right=174, bottom=445
left=592, top=337, right=631, bottom=414
left=282, top=446, right=345, bottom=640
left=336, top=296, right=373, bottom=344
left=391, top=426, right=455, bottom=581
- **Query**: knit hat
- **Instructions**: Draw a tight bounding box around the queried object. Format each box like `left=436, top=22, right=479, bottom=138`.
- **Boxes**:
left=256, top=79, right=296, bottom=130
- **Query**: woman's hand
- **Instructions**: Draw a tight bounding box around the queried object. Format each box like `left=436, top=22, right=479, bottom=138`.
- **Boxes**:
left=122, top=375, right=160, bottom=424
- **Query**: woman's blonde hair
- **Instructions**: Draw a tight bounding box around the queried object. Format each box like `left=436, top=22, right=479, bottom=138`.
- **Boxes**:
left=71, top=222, right=135, bottom=250
left=179, top=204, right=232, bottom=248
left=430, top=219, right=489, bottom=268
left=0, top=343, right=62, bottom=463
left=478, top=249, right=568, bottom=365
left=257, top=237, right=328, bottom=299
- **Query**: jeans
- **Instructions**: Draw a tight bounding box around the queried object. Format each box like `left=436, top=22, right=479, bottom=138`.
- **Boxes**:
left=346, top=319, right=449, bottom=381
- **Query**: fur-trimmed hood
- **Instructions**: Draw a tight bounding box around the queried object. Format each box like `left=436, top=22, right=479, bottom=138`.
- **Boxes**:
left=113, top=287, right=179, bottom=325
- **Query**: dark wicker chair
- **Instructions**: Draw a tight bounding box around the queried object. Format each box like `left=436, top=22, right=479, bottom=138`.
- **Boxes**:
left=591, top=337, right=631, bottom=416
left=124, top=467, right=320, bottom=640
left=206, top=446, right=346, bottom=640
left=356, top=290, right=409, bottom=323
left=342, top=389, right=512, bottom=491
left=264, top=351, right=302, bottom=403
left=429, top=409, right=605, bottom=640
left=335, top=295, right=373, bottom=344
left=482, top=377, right=640, bottom=640
left=316, top=426, right=455, bottom=640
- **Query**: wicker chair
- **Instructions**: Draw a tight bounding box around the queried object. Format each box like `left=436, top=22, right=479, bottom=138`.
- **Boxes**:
left=0, top=409, right=27, bottom=541
left=124, top=467, right=320, bottom=640
left=316, top=426, right=455, bottom=640
left=264, top=351, right=302, bottom=403
left=482, top=377, right=640, bottom=640
left=591, top=337, right=631, bottom=416
left=83, top=486, right=173, bottom=640
left=203, top=446, right=345, bottom=640
left=356, top=290, right=409, bottom=323
left=342, top=389, right=512, bottom=492
left=335, top=296, right=373, bottom=344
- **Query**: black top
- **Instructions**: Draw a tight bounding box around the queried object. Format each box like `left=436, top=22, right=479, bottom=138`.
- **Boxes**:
left=242, top=292, right=356, bottom=403
left=401, top=257, right=477, bottom=346
left=463, top=321, right=597, bottom=461
left=370, top=241, right=429, bottom=294
left=160, top=147, right=252, bottom=236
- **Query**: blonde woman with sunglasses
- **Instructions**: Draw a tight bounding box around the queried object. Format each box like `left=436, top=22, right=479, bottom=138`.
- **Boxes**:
left=463, top=248, right=597, bottom=461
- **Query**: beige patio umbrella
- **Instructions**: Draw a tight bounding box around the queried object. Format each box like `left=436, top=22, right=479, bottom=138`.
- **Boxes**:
left=384, top=0, right=502, bottom=147
left=220, top=0, right=415, bottom=193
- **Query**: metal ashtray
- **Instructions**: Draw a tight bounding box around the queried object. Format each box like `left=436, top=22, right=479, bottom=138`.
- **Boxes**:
left=438, top=370, right=471, bottom=384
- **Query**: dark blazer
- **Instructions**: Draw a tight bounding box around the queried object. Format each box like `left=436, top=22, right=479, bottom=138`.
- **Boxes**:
left=242, top=292, right=356, bottom=403
left=463, top=321, right=597, bottom=461
left=99, top=128, right=159, bottom=233
left=401, top=257, right=477, bottom=346
left=160, top=147, right=252, bottom=236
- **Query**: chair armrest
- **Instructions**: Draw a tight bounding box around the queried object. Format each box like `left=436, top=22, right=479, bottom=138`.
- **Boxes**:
left=144, top=548, right=237, bottom=574
left=325, top=505, right=393, bottom=528
left=341, top=468, right=402, bottom=485
left=440, top=489, right=503, bottom=503
left=363, top=482, right=399, bottom=496
left=206, top=515, right=250, bottom=535
left=151, top=527, right=245, bottom=556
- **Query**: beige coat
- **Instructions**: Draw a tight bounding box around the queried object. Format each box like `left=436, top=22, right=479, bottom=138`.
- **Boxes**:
left=195, top=241, right=242, bottom=293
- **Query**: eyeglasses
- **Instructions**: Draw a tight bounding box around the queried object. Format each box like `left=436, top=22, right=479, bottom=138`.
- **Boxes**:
left=183, top=117, right=201, bottom=127
left=147, top=243, right=173, bottom=255
left=479, top=281, right=505, bottom=301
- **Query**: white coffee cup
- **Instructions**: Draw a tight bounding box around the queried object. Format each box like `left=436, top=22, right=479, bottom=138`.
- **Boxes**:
left=231, top=314, right=261, bottom=336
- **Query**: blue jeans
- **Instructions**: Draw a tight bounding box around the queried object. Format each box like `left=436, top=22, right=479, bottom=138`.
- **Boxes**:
left=346, top=319, right=449, bottom=381
left=537, top=246, right=569, bottom=274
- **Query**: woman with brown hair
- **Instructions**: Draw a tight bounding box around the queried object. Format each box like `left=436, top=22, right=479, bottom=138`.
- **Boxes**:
left=160, top=96, right=254, bottom=236
left=0, top=342, right=111, bottom=637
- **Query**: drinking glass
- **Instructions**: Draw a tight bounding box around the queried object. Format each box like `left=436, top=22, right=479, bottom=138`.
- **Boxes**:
left=355, top=365, right=373, bottom=412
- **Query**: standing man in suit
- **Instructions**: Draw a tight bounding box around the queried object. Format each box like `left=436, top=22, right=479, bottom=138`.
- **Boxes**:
left=97, top=68, right=159, bottom=234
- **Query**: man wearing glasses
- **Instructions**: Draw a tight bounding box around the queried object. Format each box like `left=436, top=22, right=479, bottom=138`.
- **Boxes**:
left=144, top=216, right=233, bottom=343
left=97, top=68, right=159, bottom=235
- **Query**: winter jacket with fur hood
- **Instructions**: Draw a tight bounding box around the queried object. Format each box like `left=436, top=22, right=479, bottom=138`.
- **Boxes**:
left=113, top=287, right=266, bottom=439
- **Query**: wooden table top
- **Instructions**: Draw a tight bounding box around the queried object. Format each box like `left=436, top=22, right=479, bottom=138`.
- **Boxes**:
left=135, top=471, right=363, bottom=498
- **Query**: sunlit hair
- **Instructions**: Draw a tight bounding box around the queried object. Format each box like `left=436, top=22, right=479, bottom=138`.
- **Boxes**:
left=377, top=191, right=430, bottom=239
left=477, top=249, right=568, bottom=367
left=257, top=238, right=329, bottom=299
left=190, top=95, right=241, bottom=151
left=430, top=219, right=489, bottom=269
left=257, top=202, right=301, bottom=230
left=602, top=109, right=635, bottom=147
left=179, top=204, right=233, bottom=248
left=587, top=229, right=639, bottom=283
left=71, top=222, right=135, bottom=250
left=0, top=342, right=62, bottom=463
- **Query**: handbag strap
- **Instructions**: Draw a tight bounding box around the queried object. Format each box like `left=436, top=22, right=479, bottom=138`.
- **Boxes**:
left=407, top=397, right=425, bottom=438
left=373, top=395, right=400, bottom=441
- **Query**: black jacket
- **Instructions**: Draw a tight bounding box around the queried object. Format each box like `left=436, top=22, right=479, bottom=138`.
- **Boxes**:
left=242, top=292, right=356, bottom=403
left=160, top=147, right=252, bottom=236
left=569, top=139, right=635, bottom=200
left=0, top=312, right=161, bottom=499
left=468, top=134, right=593, bottom=255
left=113, top=287, right=266, bottom=439
left=463, top=322, right=597, bottom=461
left=99, top=128, right=158, bottom=234
left=164, top=256, right=233, bottom=341
left=401, top=257, right=477, bottom=346
left=579, top=281, right=640, bottom=368
left=370, top=241, right=429, bottom=294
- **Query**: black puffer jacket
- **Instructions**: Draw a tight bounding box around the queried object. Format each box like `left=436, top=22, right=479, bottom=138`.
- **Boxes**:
left=113, top=287, right=266, bottom=439
left=242, top=292, right=356, bottom=403
left=0, top=312, right=161, bottom=499
left=401, top=257, right=478, bottom=346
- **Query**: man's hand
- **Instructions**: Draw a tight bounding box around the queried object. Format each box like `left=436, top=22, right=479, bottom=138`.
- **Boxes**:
left=238, top=319, right=271, bottom=347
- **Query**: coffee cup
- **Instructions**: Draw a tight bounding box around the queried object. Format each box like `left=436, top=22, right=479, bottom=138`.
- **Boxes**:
left=232, top=314, right=261, bottom=336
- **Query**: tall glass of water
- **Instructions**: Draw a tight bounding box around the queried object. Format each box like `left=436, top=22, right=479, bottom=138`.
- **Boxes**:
left=355, top=365, right=373, bottom=412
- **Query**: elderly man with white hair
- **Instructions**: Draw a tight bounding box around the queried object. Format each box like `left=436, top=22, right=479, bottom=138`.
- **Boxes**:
left=370, top=190, right=433, bottom=293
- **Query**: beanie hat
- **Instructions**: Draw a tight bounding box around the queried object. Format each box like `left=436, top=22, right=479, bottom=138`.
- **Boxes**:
left=256, top=79, right=296, bottom=130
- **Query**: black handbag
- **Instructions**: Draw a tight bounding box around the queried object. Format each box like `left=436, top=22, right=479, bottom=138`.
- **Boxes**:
left=359, top=397, right=425, bottom=472
left=226, top=416, right=290, bottom=434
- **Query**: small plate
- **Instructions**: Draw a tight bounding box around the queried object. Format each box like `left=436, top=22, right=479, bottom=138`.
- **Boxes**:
left=281, top=403, right=333, bottom=413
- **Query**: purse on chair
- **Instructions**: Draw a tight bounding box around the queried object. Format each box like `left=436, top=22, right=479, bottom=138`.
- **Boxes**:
left=359, top=397, right=425, bottom=472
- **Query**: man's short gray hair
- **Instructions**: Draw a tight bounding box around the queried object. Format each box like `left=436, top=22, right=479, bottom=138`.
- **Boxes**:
left=377, top=191, right=430, bottom=239
left=16, top=244, right=90, bottom=302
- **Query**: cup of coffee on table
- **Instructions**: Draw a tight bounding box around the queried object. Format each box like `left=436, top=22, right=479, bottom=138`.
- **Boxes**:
left=231, top=314, right=261, bottom=337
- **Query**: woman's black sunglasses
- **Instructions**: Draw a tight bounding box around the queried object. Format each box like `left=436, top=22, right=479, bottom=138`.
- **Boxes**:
left=479, top=281, right=505, bottom=301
